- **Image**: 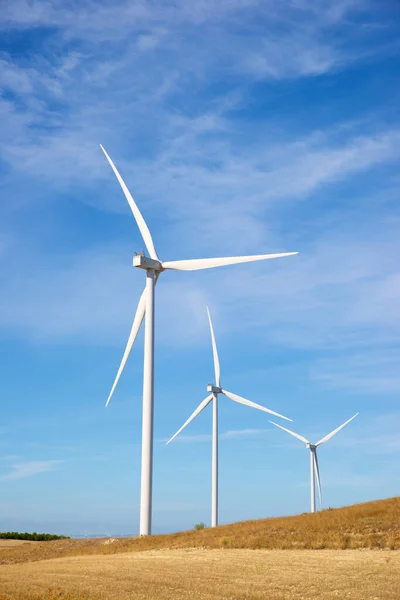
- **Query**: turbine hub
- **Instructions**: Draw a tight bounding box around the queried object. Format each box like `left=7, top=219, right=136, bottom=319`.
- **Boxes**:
left=133, top=255, right=163, bottom=271
left=307, top=443, right=316, bottom=450
left=207, top=384, right=221, bottom=394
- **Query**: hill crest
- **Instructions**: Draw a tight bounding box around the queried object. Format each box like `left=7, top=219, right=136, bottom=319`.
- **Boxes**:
left=1, top=496, right=399, bottom=565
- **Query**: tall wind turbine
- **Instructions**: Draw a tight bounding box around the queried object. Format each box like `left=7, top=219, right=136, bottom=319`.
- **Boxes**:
left=166, top=307, right=292, bottom=528
left=269, top=413, right=359, bottom=513
left=100, top=145, right=297, bottom=535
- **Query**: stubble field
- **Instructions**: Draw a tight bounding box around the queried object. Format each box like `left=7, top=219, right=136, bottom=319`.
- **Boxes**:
left=0, top=548, right=399, bottom=600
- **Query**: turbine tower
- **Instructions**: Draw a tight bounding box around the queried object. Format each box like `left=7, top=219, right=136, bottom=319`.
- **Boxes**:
left=167, top=307, right=292, bottom=528
left=269, top=413, right=359, bottom=513
left=100, top=145, right=298, bottom=535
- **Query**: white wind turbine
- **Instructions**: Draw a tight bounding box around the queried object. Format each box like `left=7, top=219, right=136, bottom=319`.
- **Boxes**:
left=269, top=413, right=359, bottom=513
left=166, top=307, right=292, bottom=528
left=100, top=145, right=297, bottom=536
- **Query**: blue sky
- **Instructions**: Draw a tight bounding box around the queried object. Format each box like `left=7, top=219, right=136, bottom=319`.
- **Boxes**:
left=0, top=0, right=399, bottom=536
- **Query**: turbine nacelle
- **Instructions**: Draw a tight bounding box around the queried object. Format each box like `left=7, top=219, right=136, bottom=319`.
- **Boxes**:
left=133, top=254, right=163, bottom=271
left=207, top=384, right=222, bottom=394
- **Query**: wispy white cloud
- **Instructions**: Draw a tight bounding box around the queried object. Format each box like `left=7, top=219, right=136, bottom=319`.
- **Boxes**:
left=0, top=1, right=398, bottom=401
left=0, top=0, right=366, bottom=36
left=0, top=460, right=63, bottom=481
left=0, top=194, right=399, bottom=359
left=0, top=0, right=393, bottom=194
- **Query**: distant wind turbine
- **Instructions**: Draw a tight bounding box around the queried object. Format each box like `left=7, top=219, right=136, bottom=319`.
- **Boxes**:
left=100, top=145, right=297, bottom=536
left=269, top=413, right=359, bottom=513
left=167, top=307, right=292, bottom=528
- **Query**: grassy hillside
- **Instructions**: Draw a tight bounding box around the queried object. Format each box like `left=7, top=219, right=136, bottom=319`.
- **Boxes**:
left=0, top=496, right=399, bottom=566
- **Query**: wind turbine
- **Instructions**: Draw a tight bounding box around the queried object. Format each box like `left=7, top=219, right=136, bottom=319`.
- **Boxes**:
left=100, top=145, right=297, bottom=536
left=269, top=413, right=359, bottom=513
left=166, top=307, right=292, bottom=528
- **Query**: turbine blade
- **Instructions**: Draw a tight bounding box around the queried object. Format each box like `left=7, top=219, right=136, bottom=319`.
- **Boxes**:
left=222, top=390, right=292, bottom=421
left=315, top=412, right=359, bottom=446
left=162, top=252, right=298, bottom=271
left=166, top=394, right=213, bottom=444
left=268, top=421, right=310, bottom=444
left=100, top=145, right=159, bottom=260
left=206, top=307, right=220, bottom=387
left=314, top=451, right=322, bottom=509
left=105, top=288, right=146, bottom=407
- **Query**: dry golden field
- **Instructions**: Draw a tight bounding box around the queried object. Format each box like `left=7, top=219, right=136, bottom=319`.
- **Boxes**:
left=0, top=497, right=399, bottom=599
left=0, top=549, right=399, bottom=600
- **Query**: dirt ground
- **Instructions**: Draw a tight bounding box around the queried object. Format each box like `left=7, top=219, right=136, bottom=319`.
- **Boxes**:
left=0, top=548, right=399, bottom=600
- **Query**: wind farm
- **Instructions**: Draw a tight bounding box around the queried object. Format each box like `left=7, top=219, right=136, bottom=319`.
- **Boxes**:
left=2, top=2, right=399, bottom=599
left=0, top=143, right=394, bottom=598
left=100, top=145, right=297, bottom=536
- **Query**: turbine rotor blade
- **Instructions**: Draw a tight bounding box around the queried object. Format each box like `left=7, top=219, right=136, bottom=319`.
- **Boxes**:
left=314, top=450, right=322, bottom=509
left=206, top=306, right=220, bottom=387
left=162, top=252, right=298, bottom=271
left=100, top=145, right=159, bottom=260
left=268, top=421, right=310, bottom=444
left=315, top=412, right=359, bottom=446
left=166, top=394, right=213, bottom=445
left=222, top=390, right=291, bottom=421
left=105, top=288, right=146, bottom=407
